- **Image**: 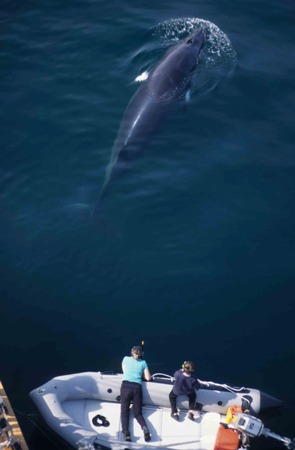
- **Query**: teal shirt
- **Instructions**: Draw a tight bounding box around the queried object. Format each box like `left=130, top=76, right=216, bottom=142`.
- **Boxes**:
left=122, top=356, right=148, bottom=384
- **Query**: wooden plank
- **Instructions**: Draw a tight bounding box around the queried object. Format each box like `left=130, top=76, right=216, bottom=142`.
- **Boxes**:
left=0, top=380, right=30, bottom=450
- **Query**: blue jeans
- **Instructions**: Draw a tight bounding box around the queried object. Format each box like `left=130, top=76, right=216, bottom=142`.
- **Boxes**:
left=120, top=381, right=147, bottom=433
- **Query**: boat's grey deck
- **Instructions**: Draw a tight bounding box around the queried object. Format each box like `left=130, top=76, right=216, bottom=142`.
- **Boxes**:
left=63, top=399, right=221, bottom=449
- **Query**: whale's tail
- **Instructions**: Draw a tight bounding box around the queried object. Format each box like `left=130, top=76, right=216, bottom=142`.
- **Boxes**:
left=92, top=143, right=136, bottom=221
left=91, top=176, right=122, bottom=238
left=91, top=199, right=120, bottom=238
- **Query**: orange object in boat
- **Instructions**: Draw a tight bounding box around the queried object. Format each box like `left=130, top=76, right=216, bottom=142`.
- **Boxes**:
left=214, top=424, right=240, bottom=450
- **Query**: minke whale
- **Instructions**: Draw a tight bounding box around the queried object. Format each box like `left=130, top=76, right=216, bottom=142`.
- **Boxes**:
left=98, top=29, right=205, bottom=206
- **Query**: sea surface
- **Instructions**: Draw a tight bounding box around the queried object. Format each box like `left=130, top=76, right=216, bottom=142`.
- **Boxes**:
left=1, top=1, right=294, bottom=449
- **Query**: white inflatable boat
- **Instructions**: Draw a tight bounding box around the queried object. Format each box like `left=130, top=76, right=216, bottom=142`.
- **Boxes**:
left=29, top=371, right=294, bottom=450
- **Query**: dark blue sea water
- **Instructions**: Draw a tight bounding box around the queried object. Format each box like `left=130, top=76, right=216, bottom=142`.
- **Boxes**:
left=1, top=1, right=295, bottom=448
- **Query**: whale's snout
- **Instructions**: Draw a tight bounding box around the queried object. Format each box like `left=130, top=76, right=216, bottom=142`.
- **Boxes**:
left=186, top=29, right=205, bottom=50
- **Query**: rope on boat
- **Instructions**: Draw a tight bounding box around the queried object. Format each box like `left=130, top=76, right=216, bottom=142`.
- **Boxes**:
left=152, top=374, right=248, bottom=393
left=198, top=379, right=247, bottom=392
left=151, top=373, right=175, bottom=382
left=198, top=379, right=252, bottom=408
left=151, top=374, right=252, bottom=408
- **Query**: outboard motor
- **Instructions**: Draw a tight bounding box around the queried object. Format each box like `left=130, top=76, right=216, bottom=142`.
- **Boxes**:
left=227, top=407, right=295, bottom=449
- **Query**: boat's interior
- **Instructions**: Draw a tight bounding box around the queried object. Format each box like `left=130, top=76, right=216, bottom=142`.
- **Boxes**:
left=63, top=399, right=222, bottom=449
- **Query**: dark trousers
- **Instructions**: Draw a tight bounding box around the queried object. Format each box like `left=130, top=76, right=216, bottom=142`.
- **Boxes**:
left=169, top=389, right=196, bottom=414
left=120, top=381, right=147, bottom=433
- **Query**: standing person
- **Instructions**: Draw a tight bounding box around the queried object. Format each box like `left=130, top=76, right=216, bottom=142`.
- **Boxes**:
left=169, top=360, right=200, bottom=421
left=120, top=345, right=151, bottom=442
